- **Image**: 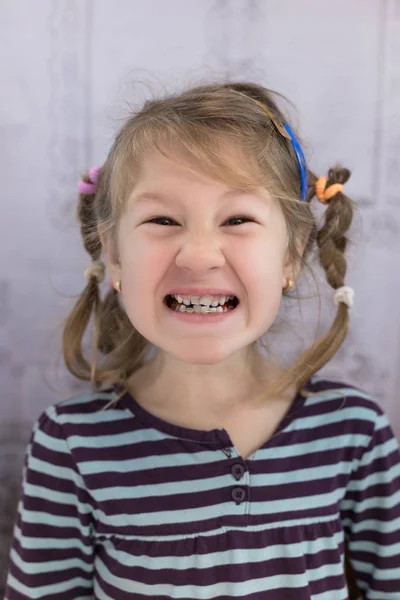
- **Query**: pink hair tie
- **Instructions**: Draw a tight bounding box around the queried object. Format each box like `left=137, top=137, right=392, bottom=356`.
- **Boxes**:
left=78, top=165, right=101, bottom=195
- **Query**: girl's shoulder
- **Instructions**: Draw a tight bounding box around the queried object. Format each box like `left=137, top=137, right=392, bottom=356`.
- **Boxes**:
left=306, top=375, right=385, bottom=414
left=301, top=376, right=399, bottom=464
left=34, top=387, right=132, bottom=442
left=55, top=387, right=122, bottom=413
left=305, top=375, right=390, bottom=436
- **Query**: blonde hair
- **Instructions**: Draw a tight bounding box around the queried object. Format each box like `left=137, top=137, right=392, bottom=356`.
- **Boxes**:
left=62, top=81, right=354, bottom=398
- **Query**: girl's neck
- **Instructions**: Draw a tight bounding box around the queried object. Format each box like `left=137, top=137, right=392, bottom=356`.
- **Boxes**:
left=127, top=347, right=286, bottom=419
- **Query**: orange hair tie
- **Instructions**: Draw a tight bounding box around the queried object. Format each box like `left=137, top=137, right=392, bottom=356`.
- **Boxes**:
left=315, top=176, right=344, bottom=204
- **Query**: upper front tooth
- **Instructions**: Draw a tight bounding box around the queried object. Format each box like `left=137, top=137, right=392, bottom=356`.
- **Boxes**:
left=173, top=294, right=232, bottom=305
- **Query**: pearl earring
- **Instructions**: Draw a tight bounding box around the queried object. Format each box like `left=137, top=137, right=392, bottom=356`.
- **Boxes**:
left=282, top=278, right=294, bottom=293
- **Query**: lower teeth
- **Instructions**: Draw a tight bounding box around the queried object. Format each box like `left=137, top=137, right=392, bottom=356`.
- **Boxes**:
left=175, top=305, right=226, bottom=313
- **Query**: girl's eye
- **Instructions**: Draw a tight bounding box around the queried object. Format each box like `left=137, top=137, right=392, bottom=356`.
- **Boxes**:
left=146, top=216, right=179, bottom=226
left=144, top=216, right=256, bottom=227
left=224, top=216, right=255, bottom=226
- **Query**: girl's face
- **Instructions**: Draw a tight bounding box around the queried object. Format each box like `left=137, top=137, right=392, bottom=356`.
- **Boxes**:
left=112, top=151, right=293, bottom=365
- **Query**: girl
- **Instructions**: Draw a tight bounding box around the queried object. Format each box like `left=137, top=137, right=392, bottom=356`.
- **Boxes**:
left=5, top=82, right=400, bottom=600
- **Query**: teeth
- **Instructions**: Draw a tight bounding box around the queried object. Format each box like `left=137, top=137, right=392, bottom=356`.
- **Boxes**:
left=173, top=303, right=229, bottom=314
left=172, top=293, right=235, bottom=306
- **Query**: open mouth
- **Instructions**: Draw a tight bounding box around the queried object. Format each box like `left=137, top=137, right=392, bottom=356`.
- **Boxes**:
left=165, top=294, right=239, bottom=314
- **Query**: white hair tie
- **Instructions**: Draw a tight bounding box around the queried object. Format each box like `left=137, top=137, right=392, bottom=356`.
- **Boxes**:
left=333, top=286, right=354, bottom=308
left=84, top=260, right=105, bottom=283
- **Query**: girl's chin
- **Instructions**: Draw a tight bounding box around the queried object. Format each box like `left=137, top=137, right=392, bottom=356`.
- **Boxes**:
left=159, top=340, right=249, bottom=366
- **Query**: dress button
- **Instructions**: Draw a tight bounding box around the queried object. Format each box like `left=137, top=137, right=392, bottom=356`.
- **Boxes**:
left=231, top=486, right=246, bottom=504
left=231, top=463, right=245, bottom=481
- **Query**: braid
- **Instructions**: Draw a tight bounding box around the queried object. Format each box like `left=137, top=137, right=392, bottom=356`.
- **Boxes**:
left=292, top=165, right=354, bottom=386
left=62, top=171, right=104, bottom=387
left=259, top=165, right=355, bottom=399
left=315, top=167, right=353, bottom=288
left=77, top=191, right=102, bottom=262
left=98, top=287, right=134, bottom=355
left=63, top=170, right=145, bottom=387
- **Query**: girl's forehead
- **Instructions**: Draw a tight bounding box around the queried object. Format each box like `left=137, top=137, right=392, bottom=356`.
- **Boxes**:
left=137, top=151, right=211, bottom=183
left=134, top=155, right=233, bottom=196
left=129, top=145, right=267, bottom=201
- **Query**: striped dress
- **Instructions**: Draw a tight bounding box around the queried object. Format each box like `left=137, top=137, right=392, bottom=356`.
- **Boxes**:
left=5, top=377, right=400, bottom=599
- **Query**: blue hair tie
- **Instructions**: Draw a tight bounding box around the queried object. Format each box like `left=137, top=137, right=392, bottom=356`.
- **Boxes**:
left=247, top=96, right=309, bottom=202
left=283, top=123, right=309, bottom=202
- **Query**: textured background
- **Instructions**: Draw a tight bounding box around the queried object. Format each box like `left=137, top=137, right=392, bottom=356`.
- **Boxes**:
left=1, top=0, right=399, bottom=591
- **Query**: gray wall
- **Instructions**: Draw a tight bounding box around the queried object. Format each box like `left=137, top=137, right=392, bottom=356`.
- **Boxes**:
left=1, top=0, right=400, bottom=589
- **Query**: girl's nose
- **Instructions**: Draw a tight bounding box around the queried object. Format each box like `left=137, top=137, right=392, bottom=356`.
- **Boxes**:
left=174, top=232, right=225, bottom=273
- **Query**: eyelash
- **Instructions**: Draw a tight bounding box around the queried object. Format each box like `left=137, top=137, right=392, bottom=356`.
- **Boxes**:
left=146, top=216, right=256, bottom=226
